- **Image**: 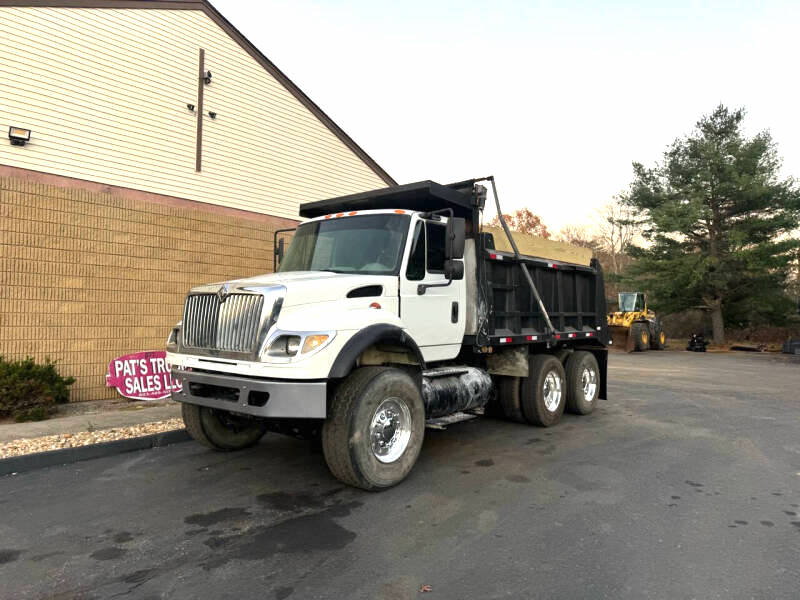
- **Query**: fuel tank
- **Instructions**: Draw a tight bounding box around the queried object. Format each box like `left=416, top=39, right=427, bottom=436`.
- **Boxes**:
left=421, top=366, right=493, bottom=419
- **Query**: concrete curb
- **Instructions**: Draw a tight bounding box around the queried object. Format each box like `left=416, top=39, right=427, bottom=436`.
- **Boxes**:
left=0, top=429, right=191, bottom=476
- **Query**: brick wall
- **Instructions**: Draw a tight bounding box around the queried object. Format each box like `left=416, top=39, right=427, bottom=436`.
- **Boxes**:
left=0, top=169, right=298, bottom=402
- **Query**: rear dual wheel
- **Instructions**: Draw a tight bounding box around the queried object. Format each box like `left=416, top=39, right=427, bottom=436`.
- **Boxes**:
left=496, top=356, right=567, bottom=427
left=521, top=355, right=567, bottom=426
left=496, top=351, right=600, bottom=425
left=564, top=351, right=600, bottom=415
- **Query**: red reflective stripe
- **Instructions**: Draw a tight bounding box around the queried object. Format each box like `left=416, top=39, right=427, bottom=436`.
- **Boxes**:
left=554, top=334, right=561, bottom=339
left=499, top=337, right=511, bottom=343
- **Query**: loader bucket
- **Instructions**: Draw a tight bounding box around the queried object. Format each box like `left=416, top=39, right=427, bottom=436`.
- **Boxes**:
left=609, top=325, right=635, bottom=352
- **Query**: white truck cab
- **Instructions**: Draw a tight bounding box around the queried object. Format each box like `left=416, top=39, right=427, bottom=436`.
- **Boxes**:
left=167, top=179, right=609, bottom=490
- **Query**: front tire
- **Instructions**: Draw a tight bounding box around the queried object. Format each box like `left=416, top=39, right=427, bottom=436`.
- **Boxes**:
left=322, top=367, right=425, bottom=491
left=520, top=355, right=566, bottom=427
left=632, top=323, right=650, bottom=351
left=181, top=404, right=267, bottom=451
left=565, top=351, right=599, bottom=415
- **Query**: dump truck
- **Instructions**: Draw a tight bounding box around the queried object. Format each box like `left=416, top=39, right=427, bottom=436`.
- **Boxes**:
left=166, top=178, right=609, bottom=490
left=607, top=292, right=666, bottom=352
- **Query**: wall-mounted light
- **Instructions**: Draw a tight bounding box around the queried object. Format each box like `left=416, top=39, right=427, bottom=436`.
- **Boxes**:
left=8, top=126, right=31, bottom=146
left=203, top=70, right=212, bottom=85
left=208, top=111, right=217, bottom=119
left=186, top=103, right=195, bottom=112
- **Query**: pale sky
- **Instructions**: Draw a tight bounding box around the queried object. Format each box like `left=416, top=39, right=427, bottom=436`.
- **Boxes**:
left=215, top=0, right=800, bottom=232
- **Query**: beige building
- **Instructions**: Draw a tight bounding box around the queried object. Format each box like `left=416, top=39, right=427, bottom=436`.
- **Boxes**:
left=0, top=0, right=395, bottom=401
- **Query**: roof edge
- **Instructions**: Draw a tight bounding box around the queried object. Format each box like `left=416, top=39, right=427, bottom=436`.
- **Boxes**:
left=0, top=0, right=397, bottom=186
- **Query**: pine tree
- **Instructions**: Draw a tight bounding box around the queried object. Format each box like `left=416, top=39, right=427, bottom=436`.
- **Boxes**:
left=625, top=105, right=800, bottom=344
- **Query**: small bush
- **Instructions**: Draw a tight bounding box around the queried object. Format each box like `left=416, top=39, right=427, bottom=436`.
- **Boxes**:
left=0, top=356, right=76, bottom=422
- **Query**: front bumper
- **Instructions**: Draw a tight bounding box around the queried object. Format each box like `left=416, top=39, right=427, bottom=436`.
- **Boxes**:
left=171, top=369, right=326, bottom=419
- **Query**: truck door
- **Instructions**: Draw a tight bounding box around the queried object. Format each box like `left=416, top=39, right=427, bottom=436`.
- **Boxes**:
left=400, top=218, right=466, bottom=362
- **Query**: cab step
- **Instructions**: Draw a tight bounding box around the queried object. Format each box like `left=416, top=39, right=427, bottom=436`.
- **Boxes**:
left=425, top=411, right=479, bottom=430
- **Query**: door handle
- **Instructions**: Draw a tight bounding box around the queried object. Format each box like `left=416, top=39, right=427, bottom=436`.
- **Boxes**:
left=451, top=301, right=459, bottom=323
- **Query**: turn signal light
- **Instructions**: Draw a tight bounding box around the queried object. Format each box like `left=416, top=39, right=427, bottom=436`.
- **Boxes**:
left=302, top=334, right=329, bottom=353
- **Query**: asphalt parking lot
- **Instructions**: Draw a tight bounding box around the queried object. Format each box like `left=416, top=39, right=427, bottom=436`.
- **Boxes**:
left=1, top=350, right=799, bottom=600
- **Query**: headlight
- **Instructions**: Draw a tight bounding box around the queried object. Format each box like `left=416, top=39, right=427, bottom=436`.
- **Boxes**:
left=263, top=331, right=335, bottom=361
left=267, top=335, right=302, bottom=357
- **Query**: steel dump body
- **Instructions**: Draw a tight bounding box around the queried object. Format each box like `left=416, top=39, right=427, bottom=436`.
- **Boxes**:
left=479, top=246, right=608, bottom=346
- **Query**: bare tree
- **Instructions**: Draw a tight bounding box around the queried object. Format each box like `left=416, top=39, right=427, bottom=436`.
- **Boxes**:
left=555, top=224, right=601, bottom=250
left=596, top=194, right=639, bottom=276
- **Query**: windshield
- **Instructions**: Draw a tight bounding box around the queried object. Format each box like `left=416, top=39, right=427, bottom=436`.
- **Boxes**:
left=618, top=293, right=641, bottom=312
left=279, top=214, right=411, bottom=275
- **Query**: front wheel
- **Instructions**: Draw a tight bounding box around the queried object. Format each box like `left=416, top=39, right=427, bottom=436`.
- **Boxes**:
left=181, top=404, right=267, bottom=451
left=322, top=367, right=425, bottom=491
left=632, top=323, right=650, bottom=352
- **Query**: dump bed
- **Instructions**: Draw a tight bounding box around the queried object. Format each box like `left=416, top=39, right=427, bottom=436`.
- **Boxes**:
left=475, top=232, right=609, bottom=348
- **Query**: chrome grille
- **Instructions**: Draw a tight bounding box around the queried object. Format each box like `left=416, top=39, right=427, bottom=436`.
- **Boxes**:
left=183, top=293, right=264, bottom=353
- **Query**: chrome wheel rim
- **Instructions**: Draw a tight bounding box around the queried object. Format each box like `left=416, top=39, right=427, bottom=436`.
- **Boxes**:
left=581, top=367, right=597, bottom=402
left=370, top=397, right=412, bottom=463
left=543, top=371, right=562, bottom=412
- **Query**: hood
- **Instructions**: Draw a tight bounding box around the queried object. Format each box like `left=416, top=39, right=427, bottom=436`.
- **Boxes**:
left=207, top=271, right=396, bottom=308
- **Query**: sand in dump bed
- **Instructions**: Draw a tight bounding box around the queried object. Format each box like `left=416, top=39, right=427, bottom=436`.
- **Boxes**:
left=0, top=418, right=184, bottom=459
left=482, top=226, right=593, bottom=266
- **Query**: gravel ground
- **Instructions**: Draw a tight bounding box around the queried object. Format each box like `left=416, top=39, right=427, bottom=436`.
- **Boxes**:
left=0, top=418, right=184, bottom=458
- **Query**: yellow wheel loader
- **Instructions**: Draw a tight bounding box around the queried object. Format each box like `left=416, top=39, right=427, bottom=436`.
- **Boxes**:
left=607, top=292, right=666, bottom=352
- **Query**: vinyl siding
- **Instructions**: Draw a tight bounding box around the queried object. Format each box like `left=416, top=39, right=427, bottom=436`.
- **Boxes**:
left=0, top=6, right=388, bottom=220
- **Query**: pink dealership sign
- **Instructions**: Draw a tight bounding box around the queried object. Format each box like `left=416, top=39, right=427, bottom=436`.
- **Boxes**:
left=105, top=351, right=182, bottom=401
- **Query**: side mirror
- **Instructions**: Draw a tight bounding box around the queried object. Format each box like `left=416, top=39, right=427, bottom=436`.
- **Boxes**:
left=444, top=259, right=464, bottom=280
left=445, top=217, right=466, bottom=260
left=275, top=238, right=285, bottom=268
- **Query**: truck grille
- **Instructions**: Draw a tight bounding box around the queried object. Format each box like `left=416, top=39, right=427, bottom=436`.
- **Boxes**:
left=183, top=294, right=265, bottom=353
